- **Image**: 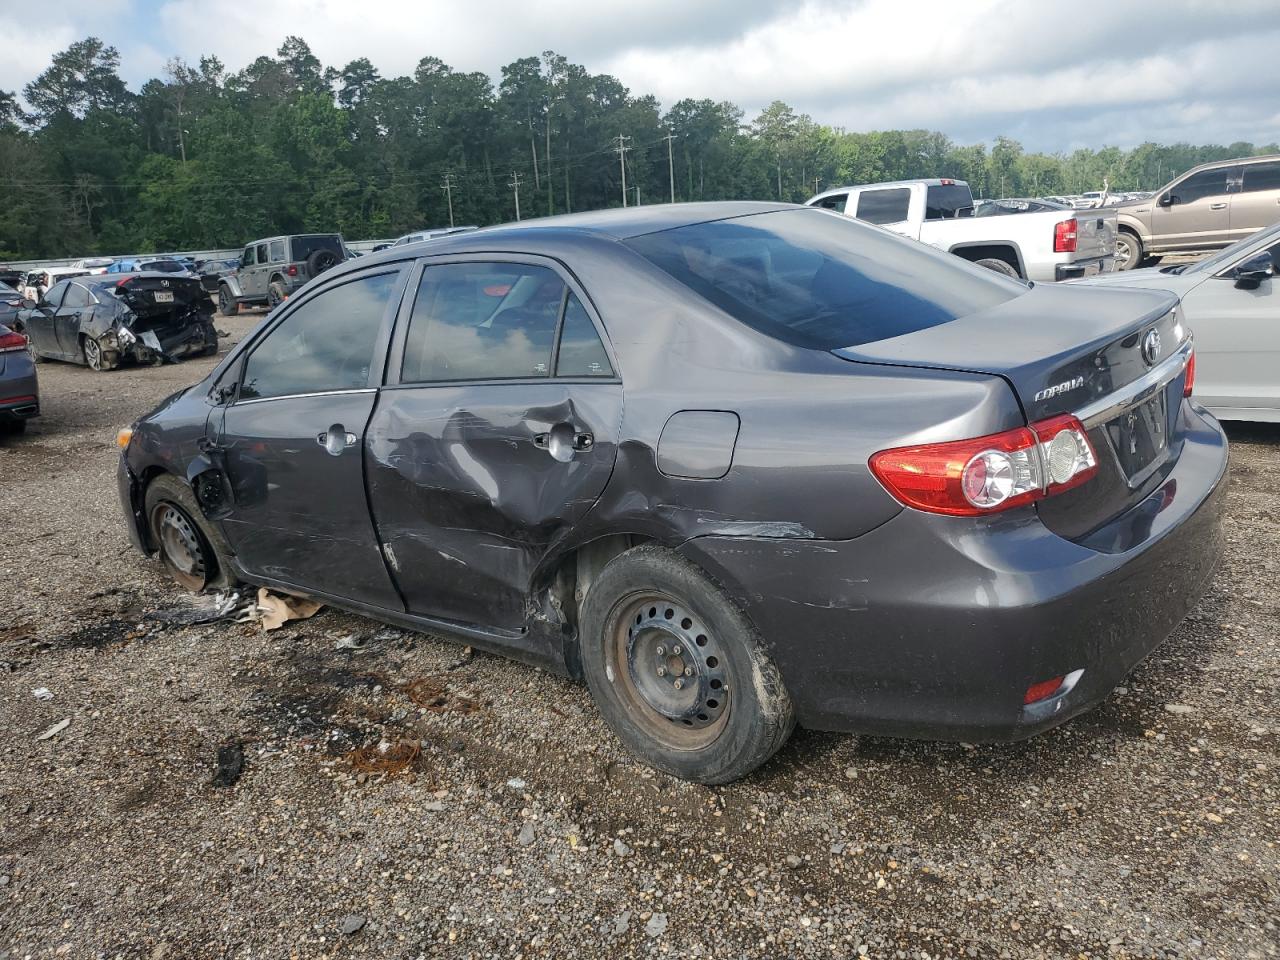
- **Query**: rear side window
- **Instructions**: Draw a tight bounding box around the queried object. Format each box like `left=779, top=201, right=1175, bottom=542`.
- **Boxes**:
left=555, top=294, right=613, bottom=377
left=626, top=208, right=1022, bottom=350
left=240, top=271, right=399, bottom=400
left=269, top=240, right=286, bottom=262
left=924, top=184, right=974, bottom=220
left=41, top=280, right=69, bottom=306
left=855, top=188, right=911, bottom=225
left=1241, top=161, right=1280, bottom=194
left=62, top=284, right=91, bottom=308
left=401, top=262, right=566, bottom=382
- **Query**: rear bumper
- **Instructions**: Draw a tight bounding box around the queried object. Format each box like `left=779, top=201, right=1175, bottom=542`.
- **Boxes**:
left=1055, top=255, right=1115, bottom=281
left=679, top=405, right=1228, bottom=741
left=0, top=364, right=40, bottom=421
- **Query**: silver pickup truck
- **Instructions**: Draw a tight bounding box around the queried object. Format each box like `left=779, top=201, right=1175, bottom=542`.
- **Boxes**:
left=807, top=179, right=1116, bottom=282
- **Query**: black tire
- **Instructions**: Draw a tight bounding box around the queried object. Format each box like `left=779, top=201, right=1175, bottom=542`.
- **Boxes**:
left=144, top=474, right=237, bottom=592
left=974, top=257, right=1020, bottom=278
left=1140, top=255, right=1163, bottom=268
left=579, top=545, right=795, bottom=784
left=267, top=281, right=287, bottom=310
left=217, top=286, right=238, bottom=316
left=1115, top=231, right=1143, bottom=271
left=305, top=249, right=340, bottom=277
left=0, top=419, right=26, bottom=434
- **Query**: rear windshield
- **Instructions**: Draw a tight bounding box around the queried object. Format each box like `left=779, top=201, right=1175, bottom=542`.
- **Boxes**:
left=291, top=235, right=344, bottom=260
left=924, top=183, right=974, bottom=220
left=142, top=261, right=186, bottom=272
left=625, top=208, right=1023, bottom=350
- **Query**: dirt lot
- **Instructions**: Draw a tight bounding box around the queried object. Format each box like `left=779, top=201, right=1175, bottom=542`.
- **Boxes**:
left=1, top=310, right=1277, bottom=960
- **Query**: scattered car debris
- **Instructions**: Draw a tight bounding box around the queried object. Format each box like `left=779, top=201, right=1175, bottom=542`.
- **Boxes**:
left=347, top=739, right=421, bottom=777
left=334, top=634, right=368, bottom=652
left=148, top=589, right=251, bottom=627
left=211, top=742, right=245, bottom=788
left=32, top=687, right=53, bottom=701
left=506, top=778, right=528, bottom=791
left=253, top=588, right=323, bottom=631
left=401, top=677, right=484, bottom=715
left=36, top=718, right=70, bottom=741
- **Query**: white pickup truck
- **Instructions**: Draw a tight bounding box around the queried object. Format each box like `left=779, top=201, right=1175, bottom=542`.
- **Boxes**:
left=806, top=178, right=1116, bottom=282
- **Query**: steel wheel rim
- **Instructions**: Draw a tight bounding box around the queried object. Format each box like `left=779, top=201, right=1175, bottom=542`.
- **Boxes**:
left=608, top=593, right=731, bottom=751
left=152, top=502, right=208, bottom=591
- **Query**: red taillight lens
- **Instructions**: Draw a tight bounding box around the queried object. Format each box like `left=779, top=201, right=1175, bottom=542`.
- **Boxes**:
left=0, top=330, right=27, bottom=352
left=1024, top=675, right=1066, bottom=705
left=287, top=264, right=298, bottom=277
left=116, top=277, right=133, bottom=290
left=1183, top=350, right=1195, bottom=397
left=869, top=415, right=1097, bottom=517
left=1053, top=218, right=1078, bottom=253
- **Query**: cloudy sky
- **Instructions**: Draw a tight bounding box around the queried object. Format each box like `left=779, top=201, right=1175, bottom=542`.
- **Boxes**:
left=3, top=0, right=1279, bottom=152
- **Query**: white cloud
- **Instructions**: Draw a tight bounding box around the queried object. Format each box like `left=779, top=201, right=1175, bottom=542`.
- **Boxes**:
left=3, top=0, right=1279, bottom=151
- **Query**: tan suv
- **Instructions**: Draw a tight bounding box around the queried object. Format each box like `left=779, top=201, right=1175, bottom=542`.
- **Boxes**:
left=1112, top=155, right=1280, bottom=269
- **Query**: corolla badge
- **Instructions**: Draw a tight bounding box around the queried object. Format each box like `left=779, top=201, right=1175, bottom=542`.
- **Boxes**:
left=1034, top=376, right=1085, bottom=403
left=1141, top=328, right=1162, bottom=367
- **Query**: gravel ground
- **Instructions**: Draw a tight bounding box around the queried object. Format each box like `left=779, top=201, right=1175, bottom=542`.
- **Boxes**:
left=1, top=309, right=1277, bottom=960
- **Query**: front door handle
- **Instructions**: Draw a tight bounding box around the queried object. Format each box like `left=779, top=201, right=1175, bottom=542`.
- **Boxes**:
left=317, top=423, right=357, bottom=456
left=1210, top=202, right=1227, bottom=210
left=533, top=424, right=594, bottom=462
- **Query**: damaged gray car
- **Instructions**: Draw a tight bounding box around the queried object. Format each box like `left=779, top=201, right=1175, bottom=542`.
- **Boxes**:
left=118, top=202, right=1225, bottom=783
left=19, top=272, right=217, bottom=371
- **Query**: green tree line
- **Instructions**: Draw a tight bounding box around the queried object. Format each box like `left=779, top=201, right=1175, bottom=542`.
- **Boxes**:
left=1, top=36, right=1276, bottom=259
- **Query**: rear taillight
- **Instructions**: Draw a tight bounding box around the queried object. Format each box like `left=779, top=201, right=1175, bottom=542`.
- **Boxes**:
left=1183, top=349, right=1195, bottom=397
left=1053, top=218, right=1078, bottom=253
left=1024, top=675, right=1066, bottom=705
left=287, top=264, right=298, bottom=277
left=116, top=278, right=134, bottom=290
left=869, top=415, right=1098, bottom=517
left=0, top=330, right=27, bottom=353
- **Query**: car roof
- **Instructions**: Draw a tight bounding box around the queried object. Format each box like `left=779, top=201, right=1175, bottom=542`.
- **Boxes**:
left=810, top=180, right=962, bottom=200
left=346, top=202, right=797, bottom=272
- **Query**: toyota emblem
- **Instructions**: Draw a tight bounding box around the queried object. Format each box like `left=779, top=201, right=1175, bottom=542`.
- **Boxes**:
left=1140, top=328, right=1162, bottom=367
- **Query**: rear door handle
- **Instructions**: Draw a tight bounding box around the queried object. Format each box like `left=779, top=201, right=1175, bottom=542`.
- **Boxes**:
left=533, top=425, right=594, bottom=462
left=1210, top=202, right=1227, bottom=210
left=317, top=424, right=357, bottom=456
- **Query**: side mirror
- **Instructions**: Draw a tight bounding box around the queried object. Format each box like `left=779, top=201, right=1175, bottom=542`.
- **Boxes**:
left=20, top=298, right=35, bottom=309
left=1158, top=193, right=1174, bottom=207
left=1232, top=250, right=1274, bottom=289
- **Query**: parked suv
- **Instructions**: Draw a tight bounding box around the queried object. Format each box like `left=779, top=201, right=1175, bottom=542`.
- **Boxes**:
left=1111, top=155, right=1280, bottom=269
left=216, top=234, right=346, bottom=314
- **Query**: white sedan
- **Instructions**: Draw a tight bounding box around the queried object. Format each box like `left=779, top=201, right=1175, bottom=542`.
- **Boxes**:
left=1077, top=221, right=1280, bottom=422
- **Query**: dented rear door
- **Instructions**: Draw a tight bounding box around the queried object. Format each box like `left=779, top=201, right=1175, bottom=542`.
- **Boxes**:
left=367, top=257, right=622, bottom=631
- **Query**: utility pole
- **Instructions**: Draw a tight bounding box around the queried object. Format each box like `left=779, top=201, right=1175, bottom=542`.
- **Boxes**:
left=440, top=173, right=456, bottom=228
left=664, top=131, right=676, bottom=203
left=614, top=135, right=631, bottom=207
left=812, top=176, right=821, bottom=195
left=509, top=171, right=524, bottom=221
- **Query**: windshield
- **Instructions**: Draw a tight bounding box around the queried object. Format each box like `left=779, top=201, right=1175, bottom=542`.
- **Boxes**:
left=625, top=208, right=1024, bottom=350
left=1189, top=221, right=1280, bottom=275
left=142, top=261, right=186, bottom=273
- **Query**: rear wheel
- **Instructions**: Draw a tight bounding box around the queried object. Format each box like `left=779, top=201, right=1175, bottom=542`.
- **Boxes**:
left=217, top=286, right=238, bottom=316
left=267, top=281, right=288, bottom=310
left=1115, top=231, right=1143, bottom=271
left=579, top=546, right=794, bottom=784
left=975, top=257, right=1020, bottom=278
left=144, top=474, right=236, bottom=592
left=82, top=336, right=110, bottom=371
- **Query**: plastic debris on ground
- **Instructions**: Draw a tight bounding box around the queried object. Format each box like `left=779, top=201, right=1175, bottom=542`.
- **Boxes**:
left=36, top=718, right=70, bottom=741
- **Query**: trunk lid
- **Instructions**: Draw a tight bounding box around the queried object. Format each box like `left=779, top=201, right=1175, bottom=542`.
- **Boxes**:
left=114, top=273, right=209, bottom=325
left=834, top=283, right=1191, bottom=541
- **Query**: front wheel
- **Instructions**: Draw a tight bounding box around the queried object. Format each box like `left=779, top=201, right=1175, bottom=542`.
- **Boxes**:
left=144, top=474, right=236, bottom=592
left=1115, top=231, right=1143, bottom=271
left=579, top=546, right=795, bottom=784
left=217, top=286, right=238, bottom=316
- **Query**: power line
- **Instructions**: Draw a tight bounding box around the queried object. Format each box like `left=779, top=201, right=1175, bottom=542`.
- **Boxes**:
left=613, top=134, right=631, bottom=208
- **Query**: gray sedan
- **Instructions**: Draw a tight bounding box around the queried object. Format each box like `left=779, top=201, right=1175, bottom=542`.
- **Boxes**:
left=1078, top=221, right=1280, bottom=422
left=0, top=316, right=39, bottom=433
left=117, top=202, right=1227, bottom=782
